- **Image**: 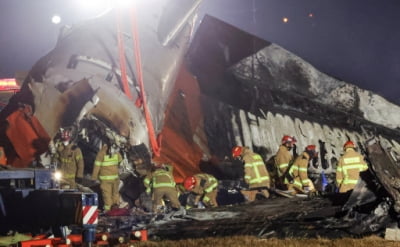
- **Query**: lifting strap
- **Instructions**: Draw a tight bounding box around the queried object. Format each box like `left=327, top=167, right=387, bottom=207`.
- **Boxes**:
left=116, top=6, right=161, bottom=157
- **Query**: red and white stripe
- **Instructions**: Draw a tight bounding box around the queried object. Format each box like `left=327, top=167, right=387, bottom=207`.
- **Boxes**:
left=82, top=205, right=98, bottom=225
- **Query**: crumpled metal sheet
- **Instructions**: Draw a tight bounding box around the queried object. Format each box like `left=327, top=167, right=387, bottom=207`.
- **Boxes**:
left=0, top=0, right=203, bottom=166
left=5, top=105, right=50, bottom=167
left=154, top=65, right=205, bottom=182
left=367, top=139, right=400, bottom=212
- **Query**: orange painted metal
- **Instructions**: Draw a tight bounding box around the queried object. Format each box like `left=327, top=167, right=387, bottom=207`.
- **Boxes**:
left=31, top=234, right=46, bottom=240
left=0, top=146, right=6, bottom=165
left=131, top=229, right=148, bottom=242
left=5, top=105, right=50, bottom=167
left=67, top=234, right=82, bottom=245
left=95, top=232, right=110, bottom=245
left=155, top=64, right=205, bottom=182
left=19, top=237, right=64, bottom=247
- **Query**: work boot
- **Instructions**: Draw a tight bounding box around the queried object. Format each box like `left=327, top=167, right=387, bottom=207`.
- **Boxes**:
left=196, top=201, right=205, bottom=209
left=170, top=206, right=186, bottom=219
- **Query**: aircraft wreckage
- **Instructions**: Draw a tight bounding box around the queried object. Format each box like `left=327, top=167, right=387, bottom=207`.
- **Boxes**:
left=1, top=0, right=400, bottom=241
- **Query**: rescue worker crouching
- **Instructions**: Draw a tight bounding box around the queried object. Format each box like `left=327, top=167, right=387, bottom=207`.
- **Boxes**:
left=92, top=143, right=122, bottom=211
left=336, top=140, right=368, bottom=193
left=291, top=145, right=317, bottom=194
left=143, top=164, right=182, bottom=214
left=183, top=173, right=219, bottom=208
left=55, top=128, right=84, bottom=189
left=274, top=135, right=297, bottom=192
left=232, top=146, right=270, bottom=202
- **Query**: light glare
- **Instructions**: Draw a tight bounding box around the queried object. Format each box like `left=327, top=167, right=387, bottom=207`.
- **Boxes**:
left=51, top=15, right=61, bottom=24
left=77, top=0, right=134, bottom=11
left=77, top=0, right=113, bottom=15
left=54, top=171, right=62, bottom=180
left=114, top=0, right=136, bottom=9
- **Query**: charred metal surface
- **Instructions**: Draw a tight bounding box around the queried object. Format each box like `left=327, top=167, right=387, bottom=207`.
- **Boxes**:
left=97, top=197, right=350, bottom=240
left=367, top=139, right=400, bottom=212
left=187, top=16, right=400, bottom=140
left=187, top=15, right=271, bottom=108
left=183, top=15, right=400, bottom=178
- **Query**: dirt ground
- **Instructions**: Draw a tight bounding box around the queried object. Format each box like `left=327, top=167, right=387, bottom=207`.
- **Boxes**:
left=131, top=235, right=400, bottom=247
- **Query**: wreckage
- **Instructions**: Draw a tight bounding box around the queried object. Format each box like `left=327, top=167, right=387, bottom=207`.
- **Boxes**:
left=1, top=0, right=400, bottom=241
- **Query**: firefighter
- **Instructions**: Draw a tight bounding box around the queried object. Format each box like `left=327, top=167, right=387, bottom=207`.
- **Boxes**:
left=183, top=173, right=219, bottom=208
left=232, top=146, right=270, bottom=202
left=92, top=143, right=122, bottom=211
left=143, top=164, right=181, bottom=213
left=55, top=129, right=84, bottom=189
left=274, top=135, right=297, bottom=191
left=291, top=145, right=317, bottom=194
left=336, top=140, right=368, bottom=193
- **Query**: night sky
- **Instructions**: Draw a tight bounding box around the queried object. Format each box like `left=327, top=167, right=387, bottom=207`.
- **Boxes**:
left=0, top=0, right=399, bottom=105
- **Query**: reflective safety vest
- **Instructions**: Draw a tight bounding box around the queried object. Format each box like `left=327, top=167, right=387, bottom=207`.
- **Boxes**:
left=193, top=173, right=218, bottom=194
left=93, top=153, right=121, bottom=181
left=274, top=145, right=293, bottom=178
left=336, top=149, right=368, bottom=191
left=291, top=152, right=311, bottom=189
left=242, top=149, right=270, bottom=189
left=202, top=174, right=218, bottom=193
left=56, top=143, right=84, bottom=179
left=144, top=168, right=176, bottom=193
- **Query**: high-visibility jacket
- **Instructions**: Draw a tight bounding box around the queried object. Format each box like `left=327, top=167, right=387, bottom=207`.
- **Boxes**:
left=242, top=148, right=270, bottom=189
left=336, top=148, right=368, bottom=193
left=143, top=167, right=176, bottom=194
left=92, top=146, right=122, bottom=181
left=192, top=173, right=218, bottom=195
left=291, top=152, right=311, bottom=189
left=191, top=173, right=218, bottom=207
left=274, top=145, right=293, bottom=184
left=56, top=143, right=84, bottom=179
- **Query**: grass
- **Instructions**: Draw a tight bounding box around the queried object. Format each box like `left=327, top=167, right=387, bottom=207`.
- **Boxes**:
left=129, top=235, right=400, bottom=247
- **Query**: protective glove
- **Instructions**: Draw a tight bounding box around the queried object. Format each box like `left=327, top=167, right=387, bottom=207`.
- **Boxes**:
left=145, top=189, right=151, bottom=196
left=308, top=191, right=319, bottom=198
